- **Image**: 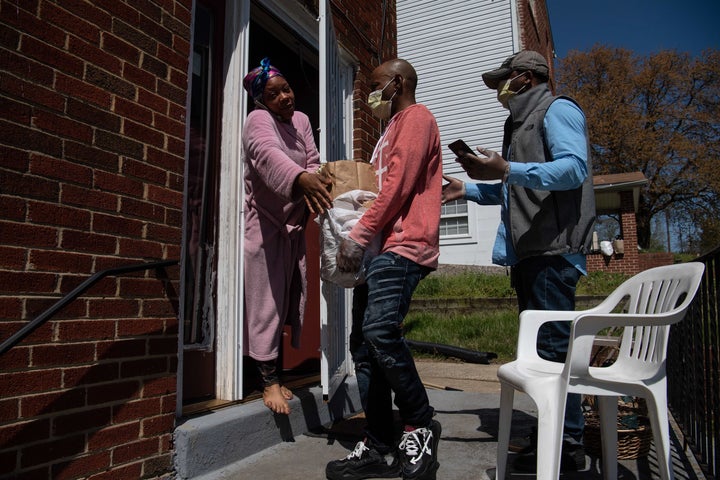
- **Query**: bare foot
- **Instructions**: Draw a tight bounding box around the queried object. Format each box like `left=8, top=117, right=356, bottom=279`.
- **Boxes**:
left=263, top=384, right=290, bottom=415
left=280, top=385, right=293, bottom=400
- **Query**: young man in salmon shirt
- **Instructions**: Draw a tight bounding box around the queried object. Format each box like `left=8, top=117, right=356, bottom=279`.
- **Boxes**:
left=326, top=58, right=443, bottom=480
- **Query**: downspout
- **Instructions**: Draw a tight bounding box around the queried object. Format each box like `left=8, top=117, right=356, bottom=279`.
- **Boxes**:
left=510, top=0, right=521, bottom=51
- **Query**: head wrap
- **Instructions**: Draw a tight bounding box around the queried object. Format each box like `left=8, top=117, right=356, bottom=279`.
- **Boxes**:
left=242, top=57, right=284, bottom=102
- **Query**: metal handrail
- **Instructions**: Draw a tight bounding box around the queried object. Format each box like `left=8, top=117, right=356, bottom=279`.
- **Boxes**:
left=0, top=259, right=179, bottom=356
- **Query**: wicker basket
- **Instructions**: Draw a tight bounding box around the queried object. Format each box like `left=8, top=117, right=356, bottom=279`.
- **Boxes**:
left=583, top=397, right=653, bottom=459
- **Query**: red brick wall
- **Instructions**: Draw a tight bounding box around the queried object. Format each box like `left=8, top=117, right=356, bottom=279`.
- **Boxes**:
left=1, top=0, right=395, bottom=477
left=588, top=251, right=674, bottom=274
left=638, top=252, right=675, bottom=271
left=329, top=0, right=397, bottom=162
left=0, top=0, right=189, bottom=478
left=516, top=0, right=556, bottom=85
left=587, top=191, right=642, bottom=275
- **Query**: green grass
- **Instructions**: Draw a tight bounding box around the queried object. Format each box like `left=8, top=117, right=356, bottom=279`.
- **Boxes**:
left=414, top=272, right=514, bottom=298
left=405, top=271, right=630, bottom=363
left=576, top=271, right=629, bottom=296
left=404, top=310, right=519, bottom=362
left=415, top=270, right=628, bottom=299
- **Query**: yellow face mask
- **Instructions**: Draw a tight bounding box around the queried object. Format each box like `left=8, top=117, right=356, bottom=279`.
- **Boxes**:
left=497, top=73, right=527, bottom=109
left=368, top=79, right=397, bottom=120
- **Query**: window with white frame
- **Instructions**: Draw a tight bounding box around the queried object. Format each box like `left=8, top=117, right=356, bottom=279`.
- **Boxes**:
left=440, top=200, right=469, bottom=236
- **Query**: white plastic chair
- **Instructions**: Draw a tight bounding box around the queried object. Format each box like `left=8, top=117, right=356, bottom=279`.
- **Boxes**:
left=495, top=262, right=705, bottom=480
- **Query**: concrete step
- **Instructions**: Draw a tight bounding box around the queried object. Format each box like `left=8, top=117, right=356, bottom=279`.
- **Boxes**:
left=173, top=379, right=361, bottom=479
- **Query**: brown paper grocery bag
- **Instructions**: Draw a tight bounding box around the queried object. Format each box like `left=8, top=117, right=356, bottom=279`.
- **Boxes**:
left=319, top=160, right=378, bottom=200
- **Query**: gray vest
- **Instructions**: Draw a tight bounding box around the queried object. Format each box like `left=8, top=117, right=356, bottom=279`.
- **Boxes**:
left=503, top=83, right=595, bottom=260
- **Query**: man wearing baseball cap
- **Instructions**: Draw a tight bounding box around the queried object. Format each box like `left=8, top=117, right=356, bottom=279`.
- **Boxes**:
left=480, top=49, right=550, bottom=91
left=442, top=50, right=596, bottom=473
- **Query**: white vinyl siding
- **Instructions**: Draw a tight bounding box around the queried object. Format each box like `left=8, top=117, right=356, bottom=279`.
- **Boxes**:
left=397, top=0, right=518, bottom=266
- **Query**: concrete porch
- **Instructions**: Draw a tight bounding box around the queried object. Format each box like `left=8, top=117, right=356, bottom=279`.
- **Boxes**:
left=173, top=378, right=363, bottom=479
left=174, top=361, right=704, bottom=480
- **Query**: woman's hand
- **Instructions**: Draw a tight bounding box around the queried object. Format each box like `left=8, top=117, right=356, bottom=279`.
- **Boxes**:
left=296, top=172, right=333, bottom=214
left=442, top=175, right=466, bottom=204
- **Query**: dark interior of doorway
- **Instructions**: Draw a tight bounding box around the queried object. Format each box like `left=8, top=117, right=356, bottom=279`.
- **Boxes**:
left=248, top=13, right=319, bottom=144
left=242, top=9, right=322, bottom=401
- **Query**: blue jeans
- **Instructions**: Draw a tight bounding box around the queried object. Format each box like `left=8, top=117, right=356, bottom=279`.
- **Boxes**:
left=511, top=255, right=584, bottom=443
left=350, top=252, right=434, bottom=452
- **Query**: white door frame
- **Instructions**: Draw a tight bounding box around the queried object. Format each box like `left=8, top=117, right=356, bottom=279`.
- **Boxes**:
left=214, top=0, right=251, bottom=401
left=213, top=0, right=354, bottom=401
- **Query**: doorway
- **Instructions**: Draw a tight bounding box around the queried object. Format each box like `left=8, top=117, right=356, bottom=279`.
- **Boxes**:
left=243, top=5, right=322, bottom=393
left=182, top=0, right=323, bottom=408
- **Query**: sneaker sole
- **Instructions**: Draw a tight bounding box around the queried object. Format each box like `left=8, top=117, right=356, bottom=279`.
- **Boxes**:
left=326, top=466, right=401, bottom=480
left=403, top=461, right=439, bottom=480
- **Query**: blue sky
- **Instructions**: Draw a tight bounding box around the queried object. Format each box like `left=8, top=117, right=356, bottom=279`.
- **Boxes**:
left=547, top=0, right=720, bottom=58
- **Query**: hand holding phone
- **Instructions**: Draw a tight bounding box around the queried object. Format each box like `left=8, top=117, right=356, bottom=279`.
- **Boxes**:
left=448, top=139, right=474, bottom=157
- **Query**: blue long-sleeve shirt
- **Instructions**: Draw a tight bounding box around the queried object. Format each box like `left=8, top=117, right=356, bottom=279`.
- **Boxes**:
left=464, top=99, right=589, bottom=273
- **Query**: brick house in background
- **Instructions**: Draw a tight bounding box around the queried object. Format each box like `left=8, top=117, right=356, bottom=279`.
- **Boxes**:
left=587, top=172, right=673, bottom=275
left=588, top=172, right=646, bottom=275
left=0, top=0, right=396, bottom=478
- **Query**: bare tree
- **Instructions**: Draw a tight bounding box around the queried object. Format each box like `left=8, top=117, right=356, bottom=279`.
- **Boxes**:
left=556, top=46, right=720, bottom=250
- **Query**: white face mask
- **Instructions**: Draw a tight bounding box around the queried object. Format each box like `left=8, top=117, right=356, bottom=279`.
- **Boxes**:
left=368, top=79, right=397, bottom=120
left=497, top=72, right=528, bottom=109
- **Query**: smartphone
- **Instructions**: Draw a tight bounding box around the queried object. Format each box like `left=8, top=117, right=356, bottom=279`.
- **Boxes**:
left=448, top=139, right=474, bottom=157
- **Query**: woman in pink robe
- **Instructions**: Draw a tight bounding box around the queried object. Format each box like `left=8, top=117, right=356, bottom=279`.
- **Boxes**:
left=242, top=59, right=332, bottom=414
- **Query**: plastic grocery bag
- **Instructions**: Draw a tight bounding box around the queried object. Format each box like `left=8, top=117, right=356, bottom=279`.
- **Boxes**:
left=317, top=189, right=380, bottom=288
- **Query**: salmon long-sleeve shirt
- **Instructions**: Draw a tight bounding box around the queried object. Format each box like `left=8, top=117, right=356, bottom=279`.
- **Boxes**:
left=349, top=104, right=442, bottom=269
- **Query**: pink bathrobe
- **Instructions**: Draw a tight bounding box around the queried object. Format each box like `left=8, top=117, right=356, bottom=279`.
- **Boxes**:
left=242, top=109, right=320, bottom=361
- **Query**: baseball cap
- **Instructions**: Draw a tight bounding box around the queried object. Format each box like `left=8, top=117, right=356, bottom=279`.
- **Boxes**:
left=481, top=50, right=550, bottom=89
